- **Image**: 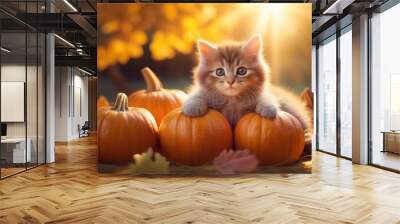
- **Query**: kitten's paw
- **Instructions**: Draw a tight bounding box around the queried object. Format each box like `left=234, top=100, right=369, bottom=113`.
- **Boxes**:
left=256, top=104, right=278, bottom=119
left=183, top=98, right=208, bottom=117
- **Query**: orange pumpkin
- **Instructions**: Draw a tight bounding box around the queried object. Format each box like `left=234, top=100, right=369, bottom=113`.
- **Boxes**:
left=129, top=67, right=187, bottom=126
left=97, top=96, right=111, bottom=129
left=234, top=111, right=305, bottom=165
left=300, top=87, right=314, bottom=134
left=97, top=106, right=111, bottom=129
left=159, top=109, right=232, bottom=166
left=97, top=96, right=110, bottom=108
left=98, top=93, right=158, bottom=165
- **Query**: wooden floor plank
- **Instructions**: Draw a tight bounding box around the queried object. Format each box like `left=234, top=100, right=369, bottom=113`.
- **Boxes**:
left=0, top=136, right=399, bottom=223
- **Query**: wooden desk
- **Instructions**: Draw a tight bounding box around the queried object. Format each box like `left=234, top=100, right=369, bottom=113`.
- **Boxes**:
left=381, top=131, right=400, bottom=154
left=1, top=138, right=31, bottom=163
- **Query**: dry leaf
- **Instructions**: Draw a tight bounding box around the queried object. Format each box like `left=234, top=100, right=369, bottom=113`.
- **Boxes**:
left=213, top=149, right=259, bottom=175
left=129, top=148, right=169, bottom=175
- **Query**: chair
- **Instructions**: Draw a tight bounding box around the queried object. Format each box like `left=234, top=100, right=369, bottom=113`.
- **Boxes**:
left=78, top=121, right=90, bottom=138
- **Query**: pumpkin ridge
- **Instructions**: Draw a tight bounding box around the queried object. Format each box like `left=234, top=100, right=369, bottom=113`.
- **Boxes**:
left=259, top=114, right=265, bottom=157
left=206, top=111, right=219, bottom=164
left=174, top=111, right=182, bottom=164
left=293, top=115, right=305, bottom=161
left=283, top=113, right=301, bottom=164
left=281, top=113, right=294, bottom=165
left=139, top=111, right=154, bottom=150
left=277, top=113, right=291, bottom=165
left=141, top=67, right=163, bottom=92
left=291, top=115, right=302, bottom=162
left=252, top=114, right=261, bottom=158
left=189, top=114, right=195, bottom=166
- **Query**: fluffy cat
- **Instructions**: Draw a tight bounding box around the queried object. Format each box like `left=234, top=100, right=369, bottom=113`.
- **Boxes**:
left=183, top=35, right=311, bottom=132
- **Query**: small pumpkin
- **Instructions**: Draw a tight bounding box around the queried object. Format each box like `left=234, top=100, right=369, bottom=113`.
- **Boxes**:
left=97, top=96, right=111, bottom=128
left=300, top=88, right=313, bottom=155
left=300, top=87, right=314, bottom=133
left=97, top=106, right=110, bottom=127
left=234, top=111, right=305, bottom=165
left=159, top=109, right=232, bottom=166
left=98, top=93, right=158, bottom=165
left=97, top=96, right=110, bottom=108
left=128, top=67, right=187, bottom=126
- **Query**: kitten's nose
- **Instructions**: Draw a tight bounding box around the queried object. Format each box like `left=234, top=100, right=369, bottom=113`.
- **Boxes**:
left=226, top=78, right=236, bottom=86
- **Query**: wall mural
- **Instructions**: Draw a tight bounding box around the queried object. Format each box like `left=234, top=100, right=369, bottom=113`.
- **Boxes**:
left=97, top=3, right=313, bottom=175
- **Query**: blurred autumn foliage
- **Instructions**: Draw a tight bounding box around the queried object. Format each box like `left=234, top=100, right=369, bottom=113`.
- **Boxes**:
left=97, top=3, right=311, bottom=94
left=98, top=4, right=234, bottom=70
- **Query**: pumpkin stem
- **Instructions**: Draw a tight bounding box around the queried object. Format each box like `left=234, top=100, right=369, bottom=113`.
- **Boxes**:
left=141, top=67, right=163, bottom=92
left=113, top=93, right=129, bottom=112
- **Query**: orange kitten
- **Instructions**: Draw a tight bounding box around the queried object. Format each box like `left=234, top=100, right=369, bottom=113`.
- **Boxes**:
left=183, top=35, right=311, bottom=131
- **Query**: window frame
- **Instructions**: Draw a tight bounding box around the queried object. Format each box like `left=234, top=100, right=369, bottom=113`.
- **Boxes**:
left=315, top=24, right=353, bottom=160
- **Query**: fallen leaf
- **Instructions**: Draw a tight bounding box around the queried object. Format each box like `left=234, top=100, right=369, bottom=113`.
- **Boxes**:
left=129, top=148, right=169, bottom=175
left=213, top=149, right=259, bottom=175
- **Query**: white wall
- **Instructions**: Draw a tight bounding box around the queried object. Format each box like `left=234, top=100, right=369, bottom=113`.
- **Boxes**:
left=1, top=65, right=39, bottom=138
left=71, top=73, right=89, bottom=138
left=1, top=65, right=26, bottom=139
left=55, top=67, right=89, bottom=141
left=55, top=67, right=70, bottom=141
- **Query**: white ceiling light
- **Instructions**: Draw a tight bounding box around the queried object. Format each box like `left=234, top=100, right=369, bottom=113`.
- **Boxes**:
left=76, top=48, right=85, bottom=55
left=63, top=0, right=78, bottom=12
left=54, top=34, right=75, bottom=48
left=78, top=67, right=93, bottom=76
left=323, top=0, right=355, bottom=15
left=1, top=47, right=11, bottom=53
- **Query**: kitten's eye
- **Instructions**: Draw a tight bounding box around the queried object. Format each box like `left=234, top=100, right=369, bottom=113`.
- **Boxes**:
left=215, top=68, right=225, bottom=77
left=236, top=67, right=247, bottom=76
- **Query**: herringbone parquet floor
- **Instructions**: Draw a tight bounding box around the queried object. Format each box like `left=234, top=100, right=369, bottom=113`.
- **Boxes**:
left=1, top=137, right=400, bottom=224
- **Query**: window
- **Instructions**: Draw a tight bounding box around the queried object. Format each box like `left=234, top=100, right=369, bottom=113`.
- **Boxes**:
left=316, top=25, right=353, bottom=159
left=370, top=3, right=400, bottom=171
left=339, top=28, right=352, bottom=158
left=317, top=36, right=337, bottom=154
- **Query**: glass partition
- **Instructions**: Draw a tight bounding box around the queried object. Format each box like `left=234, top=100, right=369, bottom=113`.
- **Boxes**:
left=317, top=35, right=337, bottom=154
left=1, top=30, right=28, bottom=177
left=0, top=2, right=46, bottom=179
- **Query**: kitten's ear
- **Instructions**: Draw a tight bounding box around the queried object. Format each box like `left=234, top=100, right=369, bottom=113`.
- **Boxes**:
left=197, top=40, right=217, bottom=59
left=241, top=35, right=262, bottom=61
